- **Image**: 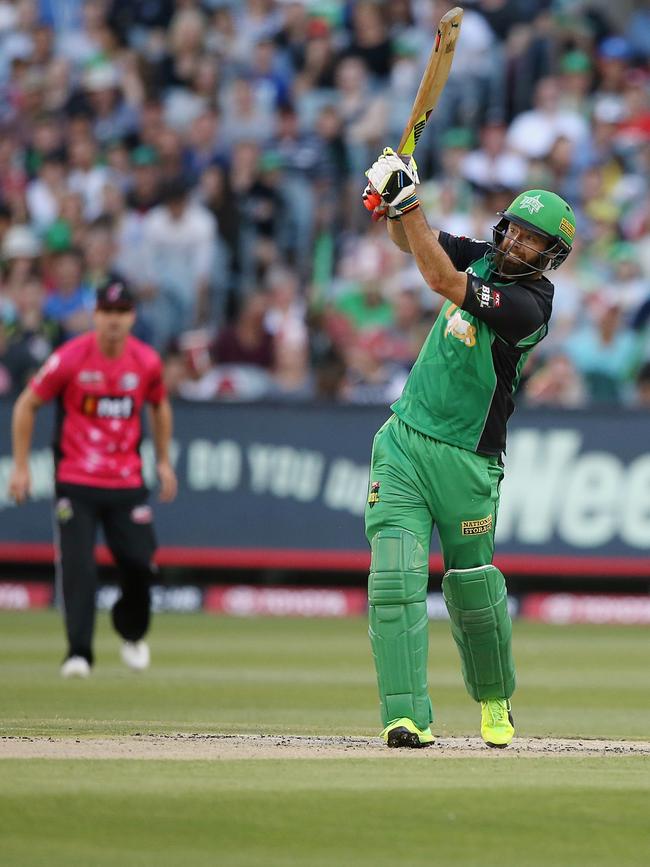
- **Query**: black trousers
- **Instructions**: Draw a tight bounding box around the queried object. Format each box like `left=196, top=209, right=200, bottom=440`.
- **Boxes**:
left=54, top=483, right=157, bottom=664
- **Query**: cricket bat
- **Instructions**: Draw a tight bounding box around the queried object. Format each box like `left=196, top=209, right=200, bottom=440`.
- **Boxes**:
left=364, top=6, right=464, bottom=215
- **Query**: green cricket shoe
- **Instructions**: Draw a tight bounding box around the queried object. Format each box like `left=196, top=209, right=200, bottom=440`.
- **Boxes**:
left=380, top=717, right=435, bottom=748
left=480, top=698, right=515, bottom=748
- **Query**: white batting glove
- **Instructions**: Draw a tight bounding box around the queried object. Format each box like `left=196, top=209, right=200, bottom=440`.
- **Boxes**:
left=365, top=147, right=420, bottom=216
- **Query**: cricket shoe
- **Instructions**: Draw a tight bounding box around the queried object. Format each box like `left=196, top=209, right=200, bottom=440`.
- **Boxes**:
left=380, top=717, right=434, bottom=748
left=480, top=698, right=514, bottom=748
left=61, top=656, right=91, bottom=679
left=120, top=640, right=150, bottom=672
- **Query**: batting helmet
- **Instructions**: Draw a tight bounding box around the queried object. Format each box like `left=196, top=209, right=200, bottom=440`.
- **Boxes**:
left=488, top=189, right=576, bottom=278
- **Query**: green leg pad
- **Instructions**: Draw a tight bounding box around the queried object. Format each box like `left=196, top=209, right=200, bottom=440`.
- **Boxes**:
left=442, top=565, right=515, bottom=702
left=368, top=528, right=432, bottom=729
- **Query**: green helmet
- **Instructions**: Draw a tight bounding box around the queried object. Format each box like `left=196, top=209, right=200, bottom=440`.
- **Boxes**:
left=489, top=189, right=576, bottom=278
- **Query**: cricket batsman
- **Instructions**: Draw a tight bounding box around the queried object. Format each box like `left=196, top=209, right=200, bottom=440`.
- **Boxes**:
left=8, top=278, right=177, bottom=678
left=362, top=148, right=576, bottom=748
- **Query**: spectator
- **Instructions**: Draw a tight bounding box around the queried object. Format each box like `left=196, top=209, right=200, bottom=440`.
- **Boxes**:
left=220, top=74, right=275, bottom=150
left=1, top=224, right=41, bottom=292
left=507, top=76, right=589, bottom=160
left=140, top=177, right=216, bottom=347
left=567, top=300, right=639, bottom=404
left=179, top=293, right=275, bottom=401
left=82, top=61, right=140, bottom=145
left=186, top=108, right=225, bottom=183
left=347, top=1, right=393, bottom=81
left=335, top=56, right=388, bottom=182
left=524, top=353, right=587, bottom=408
left=379, top=285, right=433, bottom=369
left=127, top=145, right=161, bottom=213
left=212, top=291, right=274, bottom=369
left=83, top=216, right=119, bottom=290
left=461, top=120, right=528, bottom=193
left=264, top=263, right=308, bottom=356
left=0, top=276, right=63, bottom=395
left=43, top=247, right=95, bottom=337
left=332, top=239, right=395, bottom=338
left=67, top=135, right=112, bottom=221
left=341, top=331, right=406, bottom=405
left=25, top=151, right=67, bottom=230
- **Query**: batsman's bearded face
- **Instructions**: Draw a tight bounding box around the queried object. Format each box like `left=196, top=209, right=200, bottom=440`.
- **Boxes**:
left=493, top=222, right=549, bottom=277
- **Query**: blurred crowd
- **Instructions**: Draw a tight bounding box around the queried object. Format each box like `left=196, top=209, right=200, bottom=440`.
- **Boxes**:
left=2, top=0, right=650, bottom=407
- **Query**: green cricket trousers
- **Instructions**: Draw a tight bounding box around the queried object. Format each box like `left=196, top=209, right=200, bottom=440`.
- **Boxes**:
left=365, top=414, right=515, bottom=729
left=365, top=414, right=504, bottom=570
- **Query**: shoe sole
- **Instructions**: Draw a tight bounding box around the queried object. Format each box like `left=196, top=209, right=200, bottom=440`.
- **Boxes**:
left=386, top=727, right=431, bottom=748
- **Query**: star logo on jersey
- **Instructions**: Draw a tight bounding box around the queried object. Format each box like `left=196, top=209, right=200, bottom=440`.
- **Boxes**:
left=518, top=194, right=544, bottom=215
left=444, top=306, right=477, bottom=347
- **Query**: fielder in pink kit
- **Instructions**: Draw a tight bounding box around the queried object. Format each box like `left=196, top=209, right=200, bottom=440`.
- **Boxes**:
left=9, top=279, right=177, bottom=678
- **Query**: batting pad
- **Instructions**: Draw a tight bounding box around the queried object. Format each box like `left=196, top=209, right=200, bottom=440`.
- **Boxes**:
left=442, top=565, right=516, bottom=702
left=368, top=528, right=432, bottom=730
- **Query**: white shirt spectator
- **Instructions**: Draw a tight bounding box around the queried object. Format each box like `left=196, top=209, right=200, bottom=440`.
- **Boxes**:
left=141, top=202, right=216, bottom=302
left=68, top=165, right=112, bottom=221
left=507, top=107, right=590, bottom=159
left=26, top=178, right=60, bottom=229
left=462, top=149, right=528, bottom=192
left=506, top=78, right=589, bottom=159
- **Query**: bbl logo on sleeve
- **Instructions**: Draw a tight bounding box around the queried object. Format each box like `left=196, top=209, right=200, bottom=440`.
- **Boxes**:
left=476, top=283, right=501, bottom=309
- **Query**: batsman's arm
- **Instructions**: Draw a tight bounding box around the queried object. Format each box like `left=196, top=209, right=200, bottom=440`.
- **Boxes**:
left=387, top=218, right=441, bottom=254
left=399, top=208, right=467, bottom=306
left=148, top=398, right=178, bottom=502
left=9, top=386, right=44, bottom=504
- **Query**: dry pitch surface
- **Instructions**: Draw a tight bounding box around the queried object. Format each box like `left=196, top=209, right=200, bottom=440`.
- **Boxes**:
left=2, top=733, right=650, bottom=760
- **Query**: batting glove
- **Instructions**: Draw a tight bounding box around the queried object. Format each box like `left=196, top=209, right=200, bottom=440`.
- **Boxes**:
left=362, top=184, right=401, bottom=222
left=365, top=147, right=420, bottom=216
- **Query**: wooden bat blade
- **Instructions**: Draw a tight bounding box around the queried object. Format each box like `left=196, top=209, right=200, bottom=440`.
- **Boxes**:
left=398, top=6, right=464, bottom=156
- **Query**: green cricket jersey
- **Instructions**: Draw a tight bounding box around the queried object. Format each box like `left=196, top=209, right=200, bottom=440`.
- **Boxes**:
left=392, top=232, right=554, bottom=455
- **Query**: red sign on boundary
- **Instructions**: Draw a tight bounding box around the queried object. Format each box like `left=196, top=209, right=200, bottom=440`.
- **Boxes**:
left=522, top=593, right=650, bottom=625
left=205, top=585, right=368, bottom=618
left=0, top=582, right=53, bottom=610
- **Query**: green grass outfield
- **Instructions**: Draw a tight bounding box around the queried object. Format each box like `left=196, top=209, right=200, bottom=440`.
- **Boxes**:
left=1, top=611, right=649, bottom=866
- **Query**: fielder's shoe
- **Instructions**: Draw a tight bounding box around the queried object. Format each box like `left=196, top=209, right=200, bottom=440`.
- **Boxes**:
left=120, top=640, right=150, bottom=672
left=61, top=656, right=91, bottom=679
left=480, top=698, right=514, bottom=748
left=380, top=717, right=434, bottom=748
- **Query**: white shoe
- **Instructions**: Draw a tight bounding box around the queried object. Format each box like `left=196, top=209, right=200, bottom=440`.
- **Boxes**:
left=61, top=656, right=91, bottom=679
left=120, top=640, right=150, bottom=671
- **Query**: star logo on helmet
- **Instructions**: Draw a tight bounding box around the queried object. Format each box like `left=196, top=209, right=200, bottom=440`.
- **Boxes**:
left=519, top=194, right=544, bottom=215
